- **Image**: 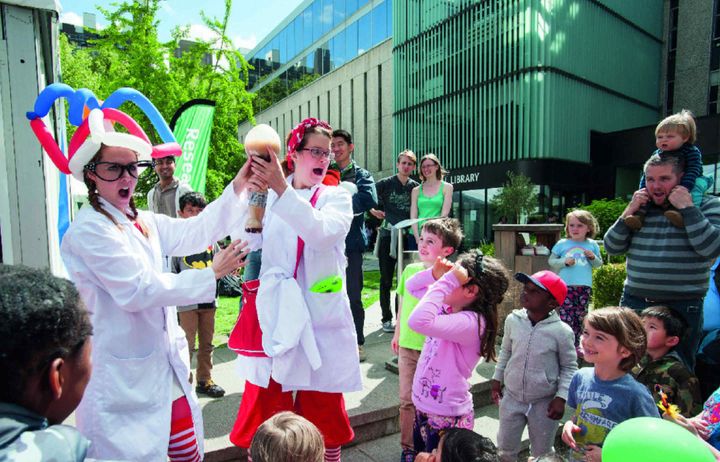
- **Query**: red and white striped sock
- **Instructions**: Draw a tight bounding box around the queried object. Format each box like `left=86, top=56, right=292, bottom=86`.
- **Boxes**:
left=168, top=396, right=201, bottom=462
left=325, top=446, right=341, bottom=462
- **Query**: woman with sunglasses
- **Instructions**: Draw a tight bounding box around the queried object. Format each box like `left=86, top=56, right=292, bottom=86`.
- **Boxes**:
left=53, top=108, right=255, bottom=461
left=229, top=118, right=361, bottom=462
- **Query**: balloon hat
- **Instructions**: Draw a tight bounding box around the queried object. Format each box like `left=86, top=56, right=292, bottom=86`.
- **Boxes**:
left=27, top=84, right=183, bottom=180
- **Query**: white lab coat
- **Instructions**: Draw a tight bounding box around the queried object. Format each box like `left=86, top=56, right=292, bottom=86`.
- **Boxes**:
left=234, top=179, right=363, bottom=393
left=61, top=183, right=245, bottom=461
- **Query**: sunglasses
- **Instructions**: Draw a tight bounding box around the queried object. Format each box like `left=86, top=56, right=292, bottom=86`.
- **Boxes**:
left=85, top=160, right=152, bottom=181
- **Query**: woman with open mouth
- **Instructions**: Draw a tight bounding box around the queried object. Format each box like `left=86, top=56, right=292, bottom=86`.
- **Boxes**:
left=42, top=107, right=257, bottom=461
left=229, top=118, right=361, bottom=462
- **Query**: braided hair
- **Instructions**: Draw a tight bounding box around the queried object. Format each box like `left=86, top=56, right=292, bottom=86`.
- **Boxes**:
left=83, top=145, right=148, bottom=237
left=455, top=250, right=510, bottom=362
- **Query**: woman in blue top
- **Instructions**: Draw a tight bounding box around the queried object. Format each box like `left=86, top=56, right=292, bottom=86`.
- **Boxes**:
left=410, top=153, right=453, bottom=242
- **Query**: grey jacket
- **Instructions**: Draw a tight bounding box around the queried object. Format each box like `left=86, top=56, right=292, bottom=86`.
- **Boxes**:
left=492, top=309, right=577, bottom=402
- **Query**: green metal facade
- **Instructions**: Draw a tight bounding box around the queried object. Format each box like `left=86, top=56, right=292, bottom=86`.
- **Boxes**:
left=393, top=0, right=664, bottom=180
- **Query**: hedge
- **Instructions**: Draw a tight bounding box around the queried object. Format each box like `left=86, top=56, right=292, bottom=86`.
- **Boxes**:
left=592, top=263, right=627, bottom=308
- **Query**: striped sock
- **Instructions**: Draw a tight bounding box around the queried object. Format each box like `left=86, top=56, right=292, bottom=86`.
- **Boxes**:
left=325, top=446, right=341, bottom=462
left=169, top=396, right=201, bottom=462
left=246, top=453, right=253, bottom=462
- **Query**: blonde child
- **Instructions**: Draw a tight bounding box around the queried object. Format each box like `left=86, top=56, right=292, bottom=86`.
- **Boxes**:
left=562, top=307, right=659, bottom=462
left=625, top=109, right=711, bottom=230
left=391, top=218, right=463, bottom=462
left=250, top=411, right=324, bottom=462
left=406, top=250, right=510, bottom=453
left=549, top=210, right=603, bottom=358
left=492, top=270, right=578, bottom=461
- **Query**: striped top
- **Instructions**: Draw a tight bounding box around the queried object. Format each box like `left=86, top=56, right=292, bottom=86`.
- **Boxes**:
left=604, top=197, right=720, bottom=299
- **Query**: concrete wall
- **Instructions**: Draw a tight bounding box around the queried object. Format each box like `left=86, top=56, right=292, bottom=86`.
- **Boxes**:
left=239, top=39, right=396, bottom=179
left=672, top=0, right=713, bottom=115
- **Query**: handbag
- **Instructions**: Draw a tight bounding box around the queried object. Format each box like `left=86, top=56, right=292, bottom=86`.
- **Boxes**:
left=228, top=186, right=325, bottom=357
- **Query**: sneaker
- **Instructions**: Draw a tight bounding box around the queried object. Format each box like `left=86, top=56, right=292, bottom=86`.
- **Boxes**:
left=623, top=214, right=644, bottom=231
left=401, top=449, right=416, bottom=462
left=358, top=345, right=367, bottom=363
left=196, top=379, right=225, bottom=398
left=382, top=320, right=395, bottom=333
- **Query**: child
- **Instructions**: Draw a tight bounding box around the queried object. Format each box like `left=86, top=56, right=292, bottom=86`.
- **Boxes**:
left=491, top=270, right=578, bottom=462
left=625, top=110, right=710, bottom=230
left=414, top=428, right=499, bottom=462
left=0, top=264, right=93, bottom=460
left=172, top=192, right=225, bottom=398
left=406, top=250, right=510, bottom=454
left=250, top=411, right=324, bottom=462
left=633, top=305, right=702, bottom=417
left=549, top=210, right=603, bottom=358
left=391, top=217, right=463, bottom=462
left=562, top=307, right=660, bottom=462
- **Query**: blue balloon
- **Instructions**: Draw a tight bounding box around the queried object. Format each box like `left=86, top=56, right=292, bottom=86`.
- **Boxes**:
left=102, top=88, right=176, bottom=144
left=26, top=83, right=75, bottom=120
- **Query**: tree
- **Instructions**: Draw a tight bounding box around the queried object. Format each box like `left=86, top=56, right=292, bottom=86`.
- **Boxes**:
left=490, top=171, right=538, bottom=223
left=59, top=0, right=254, bottom=202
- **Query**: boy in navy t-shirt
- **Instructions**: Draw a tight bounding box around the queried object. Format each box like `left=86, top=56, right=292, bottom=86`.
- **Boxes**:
left=562, top=307, right=659, bottom=462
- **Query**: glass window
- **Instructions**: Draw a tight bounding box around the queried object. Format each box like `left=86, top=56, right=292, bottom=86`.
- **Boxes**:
left=303, top=6, right=313, bottom=44
left=332, top=29, right=347, bottom=68
left=334, top=0, right=346, bottom=27
left=346, top=20, right=358, bottom=59
left=312, top=0, right=322, bottom=41
left=371, top=0, right=388, bottom=46
left=358, top=12, right=371, bottom=54
left=321, top=0, right=333, bottom=36
left=346, top=0, right=358, bottom=17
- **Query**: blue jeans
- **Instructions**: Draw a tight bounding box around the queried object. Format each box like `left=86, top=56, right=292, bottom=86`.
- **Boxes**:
left=620, top=291, right=704, bottom=371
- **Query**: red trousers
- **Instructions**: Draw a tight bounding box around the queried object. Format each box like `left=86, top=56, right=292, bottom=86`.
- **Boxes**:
left=230, top=379, right=354, bottom=448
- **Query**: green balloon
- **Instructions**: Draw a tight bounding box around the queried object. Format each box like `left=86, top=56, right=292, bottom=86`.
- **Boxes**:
left=603, top=417, right=714, bottom=462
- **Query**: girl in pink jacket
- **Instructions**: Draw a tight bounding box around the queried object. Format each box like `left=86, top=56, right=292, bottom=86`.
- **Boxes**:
left=407, top=250, right=510, bottom=454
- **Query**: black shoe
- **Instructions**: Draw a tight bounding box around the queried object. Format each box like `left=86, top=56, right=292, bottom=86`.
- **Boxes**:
left=196, top=379, right=225, bottom=398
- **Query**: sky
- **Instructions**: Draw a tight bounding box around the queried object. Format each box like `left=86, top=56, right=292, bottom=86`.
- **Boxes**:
left=58, top=0, right=305, bottom=53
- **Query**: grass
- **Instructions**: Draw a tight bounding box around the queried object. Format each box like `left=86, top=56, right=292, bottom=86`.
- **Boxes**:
left=212, top=270, right=391, bottom=346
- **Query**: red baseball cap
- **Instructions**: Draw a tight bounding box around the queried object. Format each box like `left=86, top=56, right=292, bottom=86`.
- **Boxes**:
left=514, top=270, right=568, bottom=306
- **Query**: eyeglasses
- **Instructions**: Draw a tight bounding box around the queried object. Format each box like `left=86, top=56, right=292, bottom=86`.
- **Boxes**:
left=299, top=147, right=334, bottom=160
left=85, top=161, right=152, bottom=181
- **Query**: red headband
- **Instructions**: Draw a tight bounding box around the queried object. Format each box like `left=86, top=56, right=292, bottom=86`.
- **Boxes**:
left=286, top=117, right=332, bottom=171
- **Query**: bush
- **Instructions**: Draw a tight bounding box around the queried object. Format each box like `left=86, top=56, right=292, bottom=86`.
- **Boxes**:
left=592, top=263, right=627, bottom=308
left=575, top=198, right=628, bottom=237
left=479, top=241, right=495, bottom=257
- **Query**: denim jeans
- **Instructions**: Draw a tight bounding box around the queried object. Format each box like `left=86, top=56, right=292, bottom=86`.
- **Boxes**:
left=620, top=291, right=704, bottom=371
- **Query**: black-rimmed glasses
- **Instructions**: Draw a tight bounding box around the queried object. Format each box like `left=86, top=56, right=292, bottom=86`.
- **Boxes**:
left=299, top=147, right=334, bottom=160
left=85, top=161, right=153, bottom=181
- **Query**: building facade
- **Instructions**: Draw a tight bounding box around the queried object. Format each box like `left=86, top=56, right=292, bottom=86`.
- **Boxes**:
left=242, top=0, right=720, bottom=247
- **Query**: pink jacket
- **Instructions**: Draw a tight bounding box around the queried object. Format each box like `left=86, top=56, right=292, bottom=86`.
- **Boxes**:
left=407, top=269, right=485, bottom=417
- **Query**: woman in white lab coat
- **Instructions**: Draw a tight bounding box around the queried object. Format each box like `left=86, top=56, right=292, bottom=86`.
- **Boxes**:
left=229, top=118, right=362, bottom=461
left=57, top=108, right=253, bottom=461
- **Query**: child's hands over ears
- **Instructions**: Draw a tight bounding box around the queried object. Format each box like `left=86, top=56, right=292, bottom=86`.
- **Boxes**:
left=490, top=379, right=503, bottom=405
left=562, top=420, right=581, bottom=450
left=431, top=257, right=454, bottom=280
left=547, top=397, right=566, bottom=420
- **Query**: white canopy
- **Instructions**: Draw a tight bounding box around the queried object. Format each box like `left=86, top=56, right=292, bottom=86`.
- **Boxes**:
left=2, top=0, right=60, bottom=13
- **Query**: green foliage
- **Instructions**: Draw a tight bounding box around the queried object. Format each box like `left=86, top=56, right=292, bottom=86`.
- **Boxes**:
left=592, top=263, right=627, bottom=308
left=490, top=171, right=538, bottom=223
left=479, top=241, right=495, bottom=257
left=59, top=0, right=254, bottom=202
left=575, top=198, right=628, bottom=237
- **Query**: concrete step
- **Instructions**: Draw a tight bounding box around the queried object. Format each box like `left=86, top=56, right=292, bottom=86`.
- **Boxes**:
left=203, top=327, right=497, bottom=461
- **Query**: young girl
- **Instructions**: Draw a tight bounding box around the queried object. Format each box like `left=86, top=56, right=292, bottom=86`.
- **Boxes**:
left=40, top=107, right=253, bottom=460
left=414, top=428, right=499, bottom=462
left=230, top=118, right=360, bottom=462
left=250, top=411, right=325, bottom=462
left=410, top=153, right=454, bottom=240
left=549, top=210, right=603, bottom=357
left=406, top=250, right=510, bottom=453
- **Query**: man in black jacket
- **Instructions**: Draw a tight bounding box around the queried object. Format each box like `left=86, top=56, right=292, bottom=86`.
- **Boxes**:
left=332, top=130, right=377, bottom=362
